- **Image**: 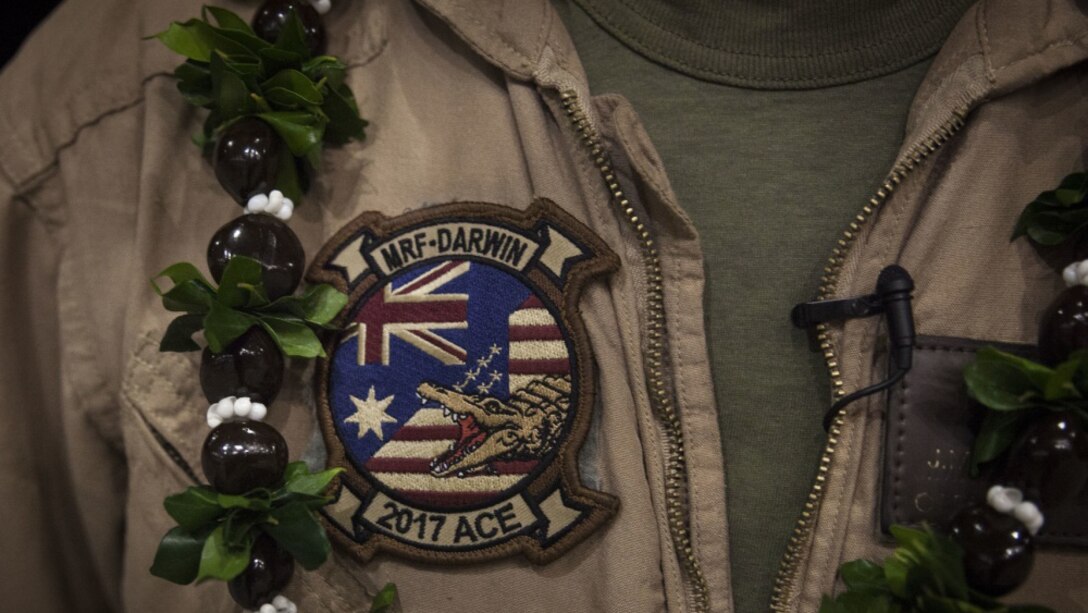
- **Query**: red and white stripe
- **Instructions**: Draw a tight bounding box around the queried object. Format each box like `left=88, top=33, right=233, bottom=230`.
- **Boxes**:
left=366, top=406, right=538, bottom=507
left=508, top=295, right=569, bottom=391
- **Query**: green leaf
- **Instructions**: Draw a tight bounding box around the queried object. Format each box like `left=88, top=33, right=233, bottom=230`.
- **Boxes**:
left=262, top=502, right=331, bottom=570
left=150, top=526, right=211, bottom=585
left=175, top=61, right=214, bottom=107
left=274, top=10, right=311, bottom=57
left=259, top=316, right=325, bottom=358
left=285, top=466, right=344, bottom=496
left=262, top=69, right=324, bottom=105
left=322, top=84, right=367, bottom=145
left=154, top=262, right=213, bottom=287
left=840, top=559, right=889, bottom=595
left=159, top=313, right=205, bottom=352
left=260, top=46, right=305, bottom=68
left=258, top=111, right=325, bottom=156
left=196, top=525, right=253, bottom=582
left=261, top=283, right=348, bottom=325
left=970, top=410, right=1032, bottom=474
left=217, top=67, right=253, bottom=118
left=164, top=487, right=225, bottom=532
left=152, top=264, right=216, bottom=313
left=222, top=513, right=262, bottom=550
left=201, top=6, right=251, bottom=32
left=217, top=492, right=272, bottom=511
left=209, top=52, right=254, bottom=118
left=216, top=256, right=265, bottom=308
left=1012, top=172, right=1088, bottom=245
left=284, top=461, right=309, bottom=483
left=303, top=55, right=347, bottom=89
left=265, top=87, right=318, bottom=109
left=369, top=583, right=399, bottom=613
left=964, top=348, right=1052, bottom=411
left=152, top=20, right=216, bottom=62
left=275, top=149, right=304, bottom=203
left=161, top=280, right=217, bottom=313
left=1045, top=357, right=1083, bottom=401
left=203, top=302, right=258, bottom=353
left=205, top=29, right=261, bottom=61
left=299, top=284, right=349, bottom=324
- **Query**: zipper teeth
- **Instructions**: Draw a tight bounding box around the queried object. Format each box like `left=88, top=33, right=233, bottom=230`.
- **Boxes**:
left=769, top=113, right=966, bottom=613
left=559, top=90, right=711, bottom=613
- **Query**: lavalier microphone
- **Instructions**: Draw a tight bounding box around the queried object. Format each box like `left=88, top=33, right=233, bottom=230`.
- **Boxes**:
left=791, top=264, right=917, bottom=431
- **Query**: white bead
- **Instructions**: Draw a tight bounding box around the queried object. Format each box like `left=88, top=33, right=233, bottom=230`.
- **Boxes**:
left=1065, top=263, right=1079, bottom=287
left=312, top=0, right=332, bottom=14
left=1077, top=259, right=1088, bottom=278
left=266, top=190, right=285, bottom=215
left=260, top=605, right=277, bottom=613
left=215, top=396, right=236, bottom=419
left=275, top=199, right=294, bottom=221
left=1003, top=486, right=1024, bottom=506
left=206, top=406, right=223, bottom=429
left=247, top=193, right=270, bottom=214
left=250, top=402, right=268, bottom=421
left=272, top=595, right=289, bottom=608
left=234, top=396, right=252, bottom=417
left=1014, top=502, right=1044, bottom=535
left=286, top=603, right=297, bottom=613
left=986, top=485, right=1003, bottom=507
left=987, top=488, right=1016, bottom=514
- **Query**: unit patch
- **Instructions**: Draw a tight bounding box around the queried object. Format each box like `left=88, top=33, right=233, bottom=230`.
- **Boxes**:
left=308, top=199, right=619, bottom=564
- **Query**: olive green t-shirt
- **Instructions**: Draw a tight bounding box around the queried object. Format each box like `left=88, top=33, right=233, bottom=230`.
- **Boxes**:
left=552, top=1, right=974, bottom=611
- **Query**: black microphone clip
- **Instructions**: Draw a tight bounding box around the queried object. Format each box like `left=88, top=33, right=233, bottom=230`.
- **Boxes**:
left=791, top=265, right=917, bottom=430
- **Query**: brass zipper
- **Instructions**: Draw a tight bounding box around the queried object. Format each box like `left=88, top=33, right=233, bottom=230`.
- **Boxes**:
left=769, top=112, right=967, bottom=612
left=559, top=89, right=711, bottom=612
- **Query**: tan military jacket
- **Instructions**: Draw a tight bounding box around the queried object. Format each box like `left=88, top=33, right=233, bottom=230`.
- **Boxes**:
left=1, top=0, right=1086, bottom=611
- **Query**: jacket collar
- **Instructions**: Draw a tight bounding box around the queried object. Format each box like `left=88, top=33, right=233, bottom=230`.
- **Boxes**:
left=904, top=0, right=1088, bottom=144
left=416, top=0, right=1088, bottom=141
left=413, top=0, right=556, bottom=81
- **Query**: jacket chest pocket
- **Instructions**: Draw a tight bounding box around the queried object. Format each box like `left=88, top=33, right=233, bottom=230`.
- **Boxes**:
left=881, top=335, right=1088, bottom=548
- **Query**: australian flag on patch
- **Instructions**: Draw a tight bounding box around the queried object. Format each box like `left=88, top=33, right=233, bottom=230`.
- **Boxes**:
left=328, top=259, right=574, bottom=511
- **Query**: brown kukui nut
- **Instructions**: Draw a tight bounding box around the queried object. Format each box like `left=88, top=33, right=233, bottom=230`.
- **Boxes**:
left=948, top=504, right=1035, bottom=597
left=207, top=214, right=305, bottom=301
left=201, top=420, right=288, bottom=494
left=228, top=534, right=295, bottom=609
left=1038, top=285, right=1088, bottom=366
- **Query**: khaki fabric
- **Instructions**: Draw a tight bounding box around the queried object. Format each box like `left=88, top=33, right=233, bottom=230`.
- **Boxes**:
left=0, top=0, right=1086, bottom=612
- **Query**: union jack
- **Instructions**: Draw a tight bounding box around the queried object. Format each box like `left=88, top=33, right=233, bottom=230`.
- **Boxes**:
left=346, top=261, right=470, bottom=366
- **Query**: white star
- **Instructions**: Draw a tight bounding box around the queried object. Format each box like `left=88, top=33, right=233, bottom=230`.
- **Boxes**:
left=345, top=386, right=397, bottom=440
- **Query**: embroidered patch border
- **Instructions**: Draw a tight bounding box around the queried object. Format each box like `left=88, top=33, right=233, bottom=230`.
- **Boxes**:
left=308, top=199, right=619, bottom=564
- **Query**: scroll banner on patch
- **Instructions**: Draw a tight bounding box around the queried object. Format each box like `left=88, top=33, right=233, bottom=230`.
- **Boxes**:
left=367, top=222, right=543, bottom=276
left=352, top=488, right=587, bottom=549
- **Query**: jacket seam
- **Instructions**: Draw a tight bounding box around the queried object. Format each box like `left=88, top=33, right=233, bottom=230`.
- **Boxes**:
left=1, top=71, right=171, bottom=197
left=441, top=0, right=535, bottom=76
left=977, top=0, right=996, bottom=82
left=994, top=32, right=1088, bottom=73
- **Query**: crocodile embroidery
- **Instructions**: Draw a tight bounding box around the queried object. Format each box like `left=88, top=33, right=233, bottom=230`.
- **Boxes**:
left=422, top=375, right=573, bottom=478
